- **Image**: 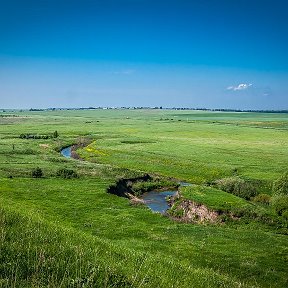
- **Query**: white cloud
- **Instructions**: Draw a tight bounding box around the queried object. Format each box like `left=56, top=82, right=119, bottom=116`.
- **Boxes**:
left=227, top=83, right=252, bottom=91
left=111, top=69, right=135, bottom=75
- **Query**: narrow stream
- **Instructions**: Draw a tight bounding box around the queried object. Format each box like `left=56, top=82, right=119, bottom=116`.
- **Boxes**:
left=141, top=182, right=192, bottom=214
left=61, top=146, right=72, bottom=158
left=142, top=190, right=177, bottom=214
left=61, top=146, right=191, bottom=214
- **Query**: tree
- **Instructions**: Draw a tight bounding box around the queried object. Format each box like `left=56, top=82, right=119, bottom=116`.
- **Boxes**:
left=32, top=167, right=43, bottom=178
left=53, top=130, right=59, bottom=138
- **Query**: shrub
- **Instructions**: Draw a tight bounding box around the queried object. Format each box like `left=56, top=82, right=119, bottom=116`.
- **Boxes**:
left=232, top=206, right=256, bottom=218
left=282, top=210, right=288, bottom=220
left=53, top=130, right=59, bottom=138
left=56, top=168, right=78, bottom=179
left=31, top=167, right=43, bottom=178
left=273, top=172, right=288, bottom=196
left=253, top=194, right=271, bottom=205
left=271, top=195, right=288, bottom=216
left=19, top=133, right=56, bottom=139
left=214, top=177, right=258, bottom=200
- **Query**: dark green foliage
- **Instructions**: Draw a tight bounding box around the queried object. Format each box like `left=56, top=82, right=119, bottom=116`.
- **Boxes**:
left=120, top=139, right=155, bottom=144
left=107, top=175, right=177, bottom=198
left=253, top=194, right=271, bottom=205
left=230, top=205, right=283, bottom=228
left=53, top=130, right=59, bottom=138
left=271, top=195, right=288, bottom=216
left=214, top=177, right=258, bottom=200
left=20, top=132, right=58, bottom=139
left=271, top=173, right=288, bottom=217
left=31, top=167, right=43, bottom=178
left=282, top=210, right=288, bottom=220
left=273, top=172, right=288, bottom=196
left=232, top=205, right=258, bottom=219
left=56, top=168, right=78, bottom=179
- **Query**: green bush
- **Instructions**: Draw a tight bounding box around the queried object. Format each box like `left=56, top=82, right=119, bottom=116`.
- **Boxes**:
left=31, top=167, right=43, bottom=178
left=53, top=130, right=59, bottom=138
left=271, top=195, right=288, bottom=216
left=19, top=132, right=57, bottom=139
left=273, top=172, right=288, bottom=196
left=56, top=168, right=78, bottom=179
left=281, top=210, right=288, bottom=220
left=232, top=206, right=257, bottom=219
left=253, top=194, right=271, bottom=205
left=214, top=177, right=258, bottom=200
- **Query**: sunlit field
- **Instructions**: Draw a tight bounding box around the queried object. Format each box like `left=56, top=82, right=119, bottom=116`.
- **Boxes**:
left=0, top=109, right=287, bottom=287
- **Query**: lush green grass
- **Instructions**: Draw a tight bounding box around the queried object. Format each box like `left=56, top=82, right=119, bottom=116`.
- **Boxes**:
left=2, top=206, right=240, bottom=288
left=179, top=185, right=286, bottom=232
left=181, top=185, right=250, bottom=212
left=76, top=110, right=288, bottom=182
left=0, top=109, right=288, bottom=287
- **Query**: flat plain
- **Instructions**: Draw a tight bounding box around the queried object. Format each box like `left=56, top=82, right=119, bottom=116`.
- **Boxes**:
left=0, top=109, right=287, bottom=287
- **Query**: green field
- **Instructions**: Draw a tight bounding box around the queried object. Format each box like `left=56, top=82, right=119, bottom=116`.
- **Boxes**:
left=0, top=109, right=288, bottom=287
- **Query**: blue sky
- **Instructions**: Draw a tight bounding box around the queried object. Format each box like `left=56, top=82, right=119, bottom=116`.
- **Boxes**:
left=0, top=0, right=287, bottom=109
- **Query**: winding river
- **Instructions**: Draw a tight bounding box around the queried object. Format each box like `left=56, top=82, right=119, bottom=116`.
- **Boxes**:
left=60, top=146, right=191, bottom=214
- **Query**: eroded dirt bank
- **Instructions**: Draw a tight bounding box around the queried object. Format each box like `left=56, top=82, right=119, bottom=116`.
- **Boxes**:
left=107, top=174, right=153, bottom=198
left=167, top=194, right=220, bottom=223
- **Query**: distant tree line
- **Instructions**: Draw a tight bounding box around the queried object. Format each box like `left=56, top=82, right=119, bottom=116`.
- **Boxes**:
left=20, top=130, right=59, bottom=139
left=3, top=107, right=285, bottom=113
left=170, top=108, right=288, bottom=113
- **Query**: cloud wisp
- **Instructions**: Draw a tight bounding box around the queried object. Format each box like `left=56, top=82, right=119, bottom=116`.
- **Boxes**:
left=227, top=83, right=253, bottom=91
left=111, top=69, right=135, bottom=75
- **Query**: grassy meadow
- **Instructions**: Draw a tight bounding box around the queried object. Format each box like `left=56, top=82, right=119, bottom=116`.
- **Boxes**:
left=0, top=109, right=288, bottom=287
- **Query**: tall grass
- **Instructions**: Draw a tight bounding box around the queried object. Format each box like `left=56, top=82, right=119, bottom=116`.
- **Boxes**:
left=0, top=206, right=248, bottom=288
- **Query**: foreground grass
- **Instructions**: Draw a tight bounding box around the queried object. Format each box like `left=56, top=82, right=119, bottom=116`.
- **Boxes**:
left=0, top=109, right=288, bottom=287
left=1, top=206, right=253, bottom=288
left=1, top=177, right=287, bottom=287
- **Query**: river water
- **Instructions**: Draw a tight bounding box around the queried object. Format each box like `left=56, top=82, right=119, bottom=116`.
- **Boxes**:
left=141, top=190, right=177, bottom=214
left=60, top=146, right=190, bottom=214
left=61, top=146, right=72, bottom=158
left=142, top=182, right=192, bottom=214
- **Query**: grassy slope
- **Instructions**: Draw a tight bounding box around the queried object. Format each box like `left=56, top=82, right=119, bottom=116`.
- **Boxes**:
left=180, top=185, right=250, bottom=211
left=1, top=206, right=253, bottom=288
left=0, top=110, right=288, bottom=287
